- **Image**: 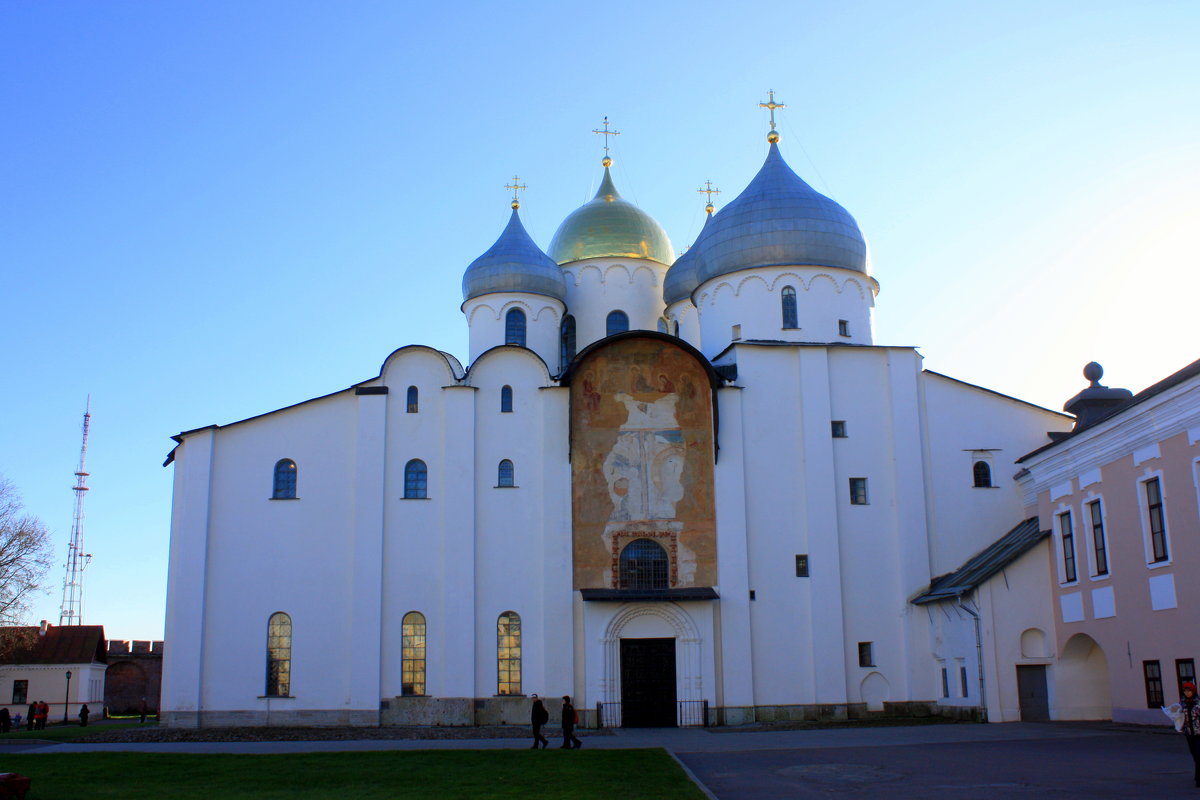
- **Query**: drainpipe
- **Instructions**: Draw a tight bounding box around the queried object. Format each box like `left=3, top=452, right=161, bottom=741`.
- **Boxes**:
left=957, top=594, right=987, bottom=723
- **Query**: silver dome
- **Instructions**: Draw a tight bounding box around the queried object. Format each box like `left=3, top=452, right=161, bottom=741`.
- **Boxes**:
left=462, top=208, right=568, bottom=303
left=663, top=212, right=713, bottom=305
left=695, top=142, right=868, bottom=286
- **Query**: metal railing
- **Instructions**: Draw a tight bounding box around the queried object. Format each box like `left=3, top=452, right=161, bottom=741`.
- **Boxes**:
left=596, top=699, right=708, bottom=728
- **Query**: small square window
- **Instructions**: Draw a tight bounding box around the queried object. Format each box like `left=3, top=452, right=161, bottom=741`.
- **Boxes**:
left=831, top=420, right=847, bottom=438
left=858, top=642, right=874, bottom=667
left=731, top=324, right=742, bottom=340
left=838, top=319, right=850, bottom=337
left=795, top=554, right=809, bottom=577
left=749, top=590, right=756, bottom=601
left=849, top=478, right=868, bottom=505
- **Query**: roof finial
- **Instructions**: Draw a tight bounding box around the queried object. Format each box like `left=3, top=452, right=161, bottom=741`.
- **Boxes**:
left=697, top=180, right=720, bottom=214
left=759, top=90, right=786, bottom=143
left=504, top=175, right=527, bottom=210
left=592, top=116, right=621, bottom=167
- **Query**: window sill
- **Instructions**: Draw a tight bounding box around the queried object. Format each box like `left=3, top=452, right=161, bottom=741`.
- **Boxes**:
left=401, top=497, right=431, bottom=500
left=1088, top=572, right=1111, bottom=582
left=494, top=485, right=519, bottom=489
left=258, top=695, right=295, bottom=700
left=1058, top=580, right=1079, bottom=588
left=269, top=497, right=300, bottom=501
left=972, top=486, right=1000, bottom=489
left=397, top=694, right=428, bottom=699
left=1147, top=559, right=1173, bottom=570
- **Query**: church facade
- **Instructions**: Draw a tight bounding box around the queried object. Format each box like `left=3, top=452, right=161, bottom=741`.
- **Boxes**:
left=161, top=123, right=1073, bottom=728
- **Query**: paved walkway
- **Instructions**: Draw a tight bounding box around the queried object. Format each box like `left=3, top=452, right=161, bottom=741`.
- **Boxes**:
left=15, top=723, right=1193, bottom=798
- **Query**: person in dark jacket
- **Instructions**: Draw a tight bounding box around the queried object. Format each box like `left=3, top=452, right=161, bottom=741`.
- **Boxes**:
left=78, top=704, right=90, bottom=727
left=560, top=696, right=582, bottom=749
left=0, top=707, right=10, bottom=733
left=1168, top=681, right=1200, bottom=787
left=25, top=703, right=36, bottom=731
left=529, top=695, right=549, bottom=749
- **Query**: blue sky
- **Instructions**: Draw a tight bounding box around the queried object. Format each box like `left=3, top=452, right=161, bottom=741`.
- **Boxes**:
left=2, top=1, right=1197, bottom=639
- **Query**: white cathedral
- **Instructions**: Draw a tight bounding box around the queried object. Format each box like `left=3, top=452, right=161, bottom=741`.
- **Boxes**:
left=161, top=118, right=1073, bottom=728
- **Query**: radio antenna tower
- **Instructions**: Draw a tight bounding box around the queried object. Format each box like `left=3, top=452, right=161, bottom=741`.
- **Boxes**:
left=59, top=398, right=93, bottom=626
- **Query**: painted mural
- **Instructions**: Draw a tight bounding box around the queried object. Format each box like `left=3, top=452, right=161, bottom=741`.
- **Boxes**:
left=570, top=337, right=717, bottom=589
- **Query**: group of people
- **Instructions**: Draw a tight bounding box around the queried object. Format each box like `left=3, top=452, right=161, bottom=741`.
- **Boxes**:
left=529, top=695, right=582, bottom=750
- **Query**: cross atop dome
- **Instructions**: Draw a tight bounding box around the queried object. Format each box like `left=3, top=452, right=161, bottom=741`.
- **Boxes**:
left=759, top=90, right=786, bottom=143
left=592, top=116, right=621, bottom=166
left=505, top=175, right=527, bottom=210
left=697, top=180, right=720, bottom=214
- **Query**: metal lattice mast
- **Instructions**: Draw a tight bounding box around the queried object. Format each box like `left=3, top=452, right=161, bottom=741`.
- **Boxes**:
left=59, top=398, right=93, bottom=626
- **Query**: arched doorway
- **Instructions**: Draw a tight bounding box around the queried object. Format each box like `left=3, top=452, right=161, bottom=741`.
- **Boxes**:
left=602, top=604, right=702, bottom=727
left=1056, top=633, right=1111, bottom=719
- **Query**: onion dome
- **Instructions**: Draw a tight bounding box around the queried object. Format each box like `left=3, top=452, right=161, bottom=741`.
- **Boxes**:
left=663, top=211, right=714, bottom=305
left=548, top=166, right=674, bottom=266
left=462, top=206, right=567, bottom=303
left=695, top=141, right=868, bottom=286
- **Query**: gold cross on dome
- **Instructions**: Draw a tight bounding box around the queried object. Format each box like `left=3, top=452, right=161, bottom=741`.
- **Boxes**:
left=759, top=90, right=786, bottom=131
left=504, top=175, right=527, bottom=208
left=592, top=116, right=621, bottom=159
left=697, top=180, right=721, bottom=206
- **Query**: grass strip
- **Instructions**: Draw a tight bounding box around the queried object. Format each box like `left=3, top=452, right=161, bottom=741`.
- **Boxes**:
left=2, top=748, right=708, bottom=800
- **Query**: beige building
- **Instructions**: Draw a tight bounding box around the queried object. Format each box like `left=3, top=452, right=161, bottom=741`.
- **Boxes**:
left=0, top=622, right=107, bottom=724
left=1015, top=359, right=1200, bottom=724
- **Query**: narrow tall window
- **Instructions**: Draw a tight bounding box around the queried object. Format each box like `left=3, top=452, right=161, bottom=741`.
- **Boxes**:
left=1088, top=500, right=1108, bottom=575
left=619, top=538, right=669, bottom=590
left=972, top=461, right=992, bottom=488
left=401, top=611, right=426, bottom=696
left=11, top=680, right=27, bottom=705
left=404, top=459, right=428, bottom=499
left=960, top=666, right=970, bottom=697
left=672, top=320, right=680, bottom=337
left=406, top=386, right=419, bottom=413
left=500, top=385, right=513, bottom=413
left=1144, top=660, right=1164, bottom=708
left=273, top=459, right=297, bottom=499
left=498, top=459, right=515, bottom=487
left=838, top=319, right=850, bottom=337
left=265, top=612, right=292, bottom=697
left=1178, top=659, right=1196, bottom=697
left=560, top=315, right=576, bottom=370
left=1059, top=511, right=1077, bottom=582
left=941, top=667, right=950, bottom=698
left=497, top=611, right=522, bottom=696
left=781, top=286, right=798, bottom=328
left=606, top=310, right=629, bottom=336
left=505, top=308, right=527, bottom=347
left=849, top=478, right=869, bottom=505
left=657, top=318, right=669, bottom=334
left=1146, top=477, right=1168, bottom=562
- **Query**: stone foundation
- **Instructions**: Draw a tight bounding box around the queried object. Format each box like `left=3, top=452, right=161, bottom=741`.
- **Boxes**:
left=163, top=708, right=380, bottom=728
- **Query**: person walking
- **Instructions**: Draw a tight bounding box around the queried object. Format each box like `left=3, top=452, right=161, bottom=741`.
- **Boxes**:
left=25, top=703, right=35, bottom=731
left=560, top=696, right=582, bottom=749
left=0, top=707, right=10, bottom=733
left=34, top=701, right=47, bottom=730
left=1165, top=681, right=1200, bottom=787
left=529, top=695, right=549, bottom=749
left=78, top=704, right=90, bottom=727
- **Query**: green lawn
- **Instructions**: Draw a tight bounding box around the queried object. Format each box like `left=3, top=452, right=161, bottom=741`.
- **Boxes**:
left=0, top=720, right=153, bottom=741
left=1, top=749, right=708, bottom=800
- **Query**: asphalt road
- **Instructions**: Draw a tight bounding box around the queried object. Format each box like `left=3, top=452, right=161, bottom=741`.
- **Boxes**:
left=676, top=728, right=1193, bottom=799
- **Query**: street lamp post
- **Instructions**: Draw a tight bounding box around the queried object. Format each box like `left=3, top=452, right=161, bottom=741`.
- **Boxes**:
left=64, top=670, right=72, bottom=724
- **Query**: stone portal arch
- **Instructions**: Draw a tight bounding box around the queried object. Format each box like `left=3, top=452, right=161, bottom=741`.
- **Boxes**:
left=601, top=603, right=703, bottom=710
left=860, top=672, right=891, bottom=711
left=1056, top=633, right=1111, bottom=719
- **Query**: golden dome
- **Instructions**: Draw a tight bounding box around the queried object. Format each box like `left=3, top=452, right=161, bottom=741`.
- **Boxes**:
left=548, top=167, right=674, bottom=266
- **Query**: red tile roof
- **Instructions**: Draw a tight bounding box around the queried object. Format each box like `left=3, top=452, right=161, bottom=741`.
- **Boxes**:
left=0, top=625, right=107, bottom=665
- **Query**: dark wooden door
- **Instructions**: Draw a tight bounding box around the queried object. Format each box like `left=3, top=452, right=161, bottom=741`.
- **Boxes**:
left=1017, top=665, right=1050, bottom=721
left=620, top=638, right=677, bottom=727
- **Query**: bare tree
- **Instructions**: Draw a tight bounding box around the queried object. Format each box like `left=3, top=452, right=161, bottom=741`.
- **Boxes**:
left=0, top=477, right=53, bottom=627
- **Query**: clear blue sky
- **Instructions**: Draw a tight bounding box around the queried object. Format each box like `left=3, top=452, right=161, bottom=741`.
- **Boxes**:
left=2, top=1, right=1196, bottom=639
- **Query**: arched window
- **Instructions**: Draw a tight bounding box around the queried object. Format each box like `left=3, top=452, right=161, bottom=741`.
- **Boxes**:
left=505, top=308, right=527, bottom=347
left=497, top=611, right=522, bottom=696
left=560, top=315, right=576, bottom=370
left=973, top=461, right=992, bottom=488
left=619, top=538, right=669, bottom=590
left=606, top=310, right=629, bottom=336
left=406, top=386, right=419, bottom=413
left=500, top=385, right=513, bottom=413
left=272, top=459, right=297, bottom=499
left=498, top=459, right=514, bottom=487
left=265, top=612, right=292, bottom=697
left=401, top=611, right=426, bottom=696
left=404, top=459, right=428, bottom=499
left=673, top=320, right=680, bottom=337
left=781, top=286, right=798, bottom=329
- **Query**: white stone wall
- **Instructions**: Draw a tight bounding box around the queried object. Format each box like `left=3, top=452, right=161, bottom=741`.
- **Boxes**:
left=560, top=258, right=669, bottom=352
left=463, top=294, right=563, bottom=370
